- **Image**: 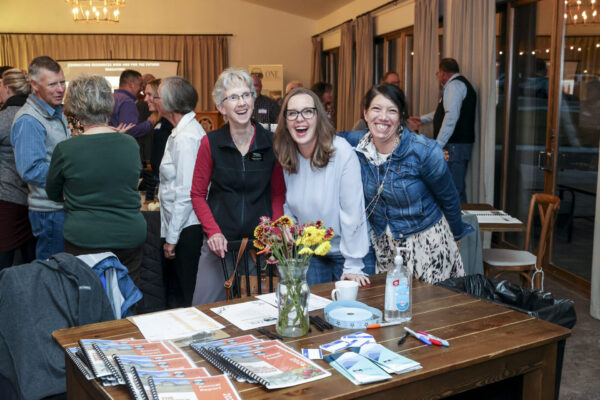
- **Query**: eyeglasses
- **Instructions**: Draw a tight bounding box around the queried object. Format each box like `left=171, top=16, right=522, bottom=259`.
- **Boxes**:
left=223, top=92, right=253, bottom=103
left=285, top=107, right=317, bottom=121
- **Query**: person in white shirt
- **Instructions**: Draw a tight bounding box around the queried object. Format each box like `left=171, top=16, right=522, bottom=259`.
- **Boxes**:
left=273, top=87, right=370, bottom=286
left=408, top=58, right=476, bottom=203
left=157, top=76, right=206, bottom=306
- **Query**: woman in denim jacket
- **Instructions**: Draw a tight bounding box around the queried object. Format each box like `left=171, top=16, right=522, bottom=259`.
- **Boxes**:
left=342, top=84, right=472, bottom=283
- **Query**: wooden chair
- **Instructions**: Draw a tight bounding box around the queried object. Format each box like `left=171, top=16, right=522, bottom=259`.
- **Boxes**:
left=483, top=193, right=560, bottom=290
left=221, top=239, right=278, bottom=300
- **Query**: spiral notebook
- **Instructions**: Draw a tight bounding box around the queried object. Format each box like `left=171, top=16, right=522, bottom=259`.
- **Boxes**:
left=95, top=340, right=182, bottom=385
left=114, top=353, right=209, bottom=400
left=147, top=375, right=241, bottom=400
left=66, top=347, right=94, bottom=380
left=191, top=338, right=331, bottom=389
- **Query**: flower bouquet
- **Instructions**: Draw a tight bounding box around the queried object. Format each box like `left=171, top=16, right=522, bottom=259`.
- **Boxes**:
left=254, top=216, right=334, bottom=337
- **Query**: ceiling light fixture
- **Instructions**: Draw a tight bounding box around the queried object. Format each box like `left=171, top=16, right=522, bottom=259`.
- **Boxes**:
left=564, top=0, right=599, bottom=25
left=65, top=0, right=125, bottom=23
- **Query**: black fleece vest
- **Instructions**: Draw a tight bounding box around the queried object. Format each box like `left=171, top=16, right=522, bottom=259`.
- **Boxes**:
left=433, top=75, right=476, bottom=144
left=206, top=122, right=276, bottom=240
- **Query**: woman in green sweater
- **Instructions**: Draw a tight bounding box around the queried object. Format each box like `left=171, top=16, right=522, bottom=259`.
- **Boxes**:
left=46, top=75, right=146, bottom=285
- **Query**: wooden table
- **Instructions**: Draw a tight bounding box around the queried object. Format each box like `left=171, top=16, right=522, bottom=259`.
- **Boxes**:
left=462, top=203, right=525, bottom=233
left=53, top=274, right=569, bottom=400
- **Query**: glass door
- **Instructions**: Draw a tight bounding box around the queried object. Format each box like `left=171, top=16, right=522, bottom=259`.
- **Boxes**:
left=498, top=0, right=597, bottom=283
left=552, top=0, right=599, bottom=281
left=500, top=2, right=551, bottom=248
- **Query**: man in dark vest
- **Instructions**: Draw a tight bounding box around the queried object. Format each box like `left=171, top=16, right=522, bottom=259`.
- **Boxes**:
left=408, top=58, right=476, bottom=203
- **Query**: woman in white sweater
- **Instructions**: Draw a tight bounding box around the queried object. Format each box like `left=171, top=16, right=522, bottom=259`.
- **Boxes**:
left=273, top=88, right=370, bottom=286
left=157, top=76, right=206, bottom=306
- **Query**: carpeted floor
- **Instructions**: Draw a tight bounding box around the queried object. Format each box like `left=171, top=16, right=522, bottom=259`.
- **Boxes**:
left=537, top=274, right=600, bottom=400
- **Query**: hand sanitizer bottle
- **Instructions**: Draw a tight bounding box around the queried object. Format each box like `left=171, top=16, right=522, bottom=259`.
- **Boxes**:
left=384, top=247, right=412, bottom=322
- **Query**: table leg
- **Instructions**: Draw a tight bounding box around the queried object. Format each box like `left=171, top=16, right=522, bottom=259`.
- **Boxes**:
left=522, top=343, right=558, bottom=400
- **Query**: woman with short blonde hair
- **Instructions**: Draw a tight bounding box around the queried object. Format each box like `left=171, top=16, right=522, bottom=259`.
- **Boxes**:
left=190, top=68, right=285, bottom=305
left=0, top=68, right=35, bottom=269
left=46, top=75, right=146, bottom=286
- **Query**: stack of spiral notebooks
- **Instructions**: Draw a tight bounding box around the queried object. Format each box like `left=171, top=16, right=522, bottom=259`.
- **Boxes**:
left=190, top=334, right=331, bottom=389
left=67, top=337, right=241, bottom=400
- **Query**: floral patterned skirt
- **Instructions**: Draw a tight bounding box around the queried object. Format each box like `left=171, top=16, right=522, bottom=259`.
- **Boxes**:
left=371, top=216, right=464, bottom=284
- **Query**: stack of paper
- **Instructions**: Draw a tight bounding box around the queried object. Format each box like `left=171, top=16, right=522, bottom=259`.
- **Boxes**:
left=463, top=210, right=522, bottom=224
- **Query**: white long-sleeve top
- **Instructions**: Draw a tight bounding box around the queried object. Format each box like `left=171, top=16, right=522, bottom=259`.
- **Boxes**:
left=420, top=73, right=467, bottom=148
left=159, top=111, right=206, bottom=244
left=283, top=136, right=369, bottom=275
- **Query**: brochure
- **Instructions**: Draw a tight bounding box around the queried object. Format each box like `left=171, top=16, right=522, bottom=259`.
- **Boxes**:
left=350, top=343, right=422, bottom=374
left=324, top=351, right=391, bottom=385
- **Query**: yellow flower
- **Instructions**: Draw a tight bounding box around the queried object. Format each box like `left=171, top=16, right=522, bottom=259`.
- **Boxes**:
left=296, top=237, right=302, bottom=246
left=301, top=226, right=325, bottom=246
left=314, top=241, right=331, bottom=256
left=274, top=215, right=294, bottom=227
left=253, top=225, right=264, bottom=239
left=253, top=239, right=265, bottom=250
left=298, top=247, right=314, bottom=255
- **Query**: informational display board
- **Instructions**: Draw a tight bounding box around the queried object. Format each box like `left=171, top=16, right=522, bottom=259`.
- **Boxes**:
left=248, top=64, right=283, bottom=103
left=58, top=59, right=179, bottom=90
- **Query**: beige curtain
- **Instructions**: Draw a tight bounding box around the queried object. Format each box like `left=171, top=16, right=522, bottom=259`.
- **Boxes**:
left=337, top=21, right=354, bottom=131
left=354, top=14, right=374, bottom=124
left=0, top=33, right=228, bottom=111
left=310, top=37, right=323, bottom=87
left=443, top=0, right=496, bottom=205
left=412, top=0, right=439, bottom=138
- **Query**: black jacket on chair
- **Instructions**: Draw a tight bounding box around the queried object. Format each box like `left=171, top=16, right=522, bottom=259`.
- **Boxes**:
left=0, top=253, right=114, bottom=399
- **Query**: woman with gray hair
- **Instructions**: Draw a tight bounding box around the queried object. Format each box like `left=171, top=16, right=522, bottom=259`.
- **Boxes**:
left=190, top=67, right=285, bottom=305
left=0, top=68, right=36, bottom=269
left=156, top=76, right=205, bottom=306
left=46, top=75, right=146, bottom=285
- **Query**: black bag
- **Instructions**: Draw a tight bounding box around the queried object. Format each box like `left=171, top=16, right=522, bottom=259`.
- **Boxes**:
left=436, top=274, right=576, bottom=329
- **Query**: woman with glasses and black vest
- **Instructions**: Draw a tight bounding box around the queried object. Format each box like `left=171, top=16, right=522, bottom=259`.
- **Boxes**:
left=273, top=88, right=370, bottom=287
left=190, top=68, right=285, bottom=305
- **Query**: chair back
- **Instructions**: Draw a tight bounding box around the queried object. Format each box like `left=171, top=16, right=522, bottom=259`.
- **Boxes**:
left=523, top=193, right=561, bottom=268
left=221, top=239, right=278, bottom=300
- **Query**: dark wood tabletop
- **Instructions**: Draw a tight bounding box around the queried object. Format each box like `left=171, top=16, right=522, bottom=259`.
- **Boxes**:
left=53, top=274, right=569, bottom=400
left=462, top=203, right=526, bottom=233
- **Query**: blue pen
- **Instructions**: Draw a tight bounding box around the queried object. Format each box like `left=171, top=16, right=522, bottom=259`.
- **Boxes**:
left=404, top=327, right=432, bottom=345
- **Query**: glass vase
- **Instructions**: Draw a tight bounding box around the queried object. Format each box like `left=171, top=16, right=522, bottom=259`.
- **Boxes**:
left=276, top=259, right=310, bottom=337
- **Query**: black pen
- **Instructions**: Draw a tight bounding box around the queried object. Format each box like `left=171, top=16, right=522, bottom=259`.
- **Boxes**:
left=309, top=316, right=324, bottom=332
left=398, top=332, right=409, bottom=345
left=258, top=327, right=283, bottom=341
left=315, top=315, right=333, bottom=329
left=313, top=316, right=330, bottom=330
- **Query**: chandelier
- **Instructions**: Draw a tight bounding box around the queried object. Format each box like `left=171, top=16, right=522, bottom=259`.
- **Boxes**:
left=564, top=0, right=599, bottom=25
left=65, top=0, right=125, bottom=23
